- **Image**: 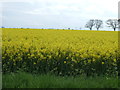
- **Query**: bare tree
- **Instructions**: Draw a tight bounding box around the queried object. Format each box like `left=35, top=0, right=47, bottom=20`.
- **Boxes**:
left=68, top=28, right=70, bottom=30
left=85, top=19, right=95, bottom=30
left=1, top=26, right=5, bottom=28
left=106, top=19, right=118, bottom=31
left=118, top=19, right=120, bottom=31
left=94, top=19, right=103, bottom=30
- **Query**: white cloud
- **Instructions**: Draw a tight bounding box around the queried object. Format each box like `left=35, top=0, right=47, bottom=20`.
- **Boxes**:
left=25, top=5, right=81, bottom=15
left=24, top=0, right=118, bottom=18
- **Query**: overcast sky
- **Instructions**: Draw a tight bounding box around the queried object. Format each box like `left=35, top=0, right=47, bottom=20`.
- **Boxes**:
left=0, top=0, right=119, bottom=30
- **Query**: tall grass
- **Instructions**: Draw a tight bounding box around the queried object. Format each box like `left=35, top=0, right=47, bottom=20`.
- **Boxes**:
left=3, top=72, right=118, bottom=88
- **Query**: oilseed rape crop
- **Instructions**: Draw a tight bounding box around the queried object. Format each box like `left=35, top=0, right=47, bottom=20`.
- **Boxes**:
left=2, top=28, right=118, bottom=76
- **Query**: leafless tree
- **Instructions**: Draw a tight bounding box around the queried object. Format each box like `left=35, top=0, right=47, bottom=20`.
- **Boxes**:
left=118, top=19, right=120, bottom=31
left=94, top=19, right=103, bottom=30
left=106, top=19, right=118, bottom=31
left=68, top=28, right=70, bottom=30
left=85, top=19, right=95, bottom=30
left=1, top=26, right=5, bottom=28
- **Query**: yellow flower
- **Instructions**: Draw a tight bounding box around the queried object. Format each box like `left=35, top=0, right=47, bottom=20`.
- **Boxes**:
left=64, top=61, right=66, bottom=64
left=88, top=60, right=91, bottom=63
left=102, top=62, right=104, bottom=64
left=113, top=59, right=116, bottom=62
left=72, top=59, right=77, bottom=63
left=31, top=54, right=34, bottom=57
left=92, top=59, right=95, bottom=62
left=34, top=62, right=36, bottom=64
left=66, top=57, right=69, bottom=59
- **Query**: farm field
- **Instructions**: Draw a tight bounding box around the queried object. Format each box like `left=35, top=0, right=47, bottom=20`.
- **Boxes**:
left=2, top=28, right=119, bottom=88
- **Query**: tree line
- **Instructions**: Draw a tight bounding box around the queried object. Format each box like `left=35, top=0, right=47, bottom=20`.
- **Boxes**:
left=85, top=19, right=120, bottom=31
left=1, top=19, right=120, bottom=31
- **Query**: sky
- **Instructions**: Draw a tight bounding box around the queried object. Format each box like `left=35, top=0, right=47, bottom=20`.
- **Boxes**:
left=0, top=0, right=119, bottom=30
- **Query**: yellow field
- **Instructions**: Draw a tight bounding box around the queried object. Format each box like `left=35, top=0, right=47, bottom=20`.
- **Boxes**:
left=2, top=28, right=118, bottom=76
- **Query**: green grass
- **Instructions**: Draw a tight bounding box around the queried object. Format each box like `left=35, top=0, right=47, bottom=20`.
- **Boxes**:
left=2, top=72, right=118, bottom=88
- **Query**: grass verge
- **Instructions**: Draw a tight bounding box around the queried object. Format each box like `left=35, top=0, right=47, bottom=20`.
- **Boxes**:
left=2, top=72, right=118, bottom=88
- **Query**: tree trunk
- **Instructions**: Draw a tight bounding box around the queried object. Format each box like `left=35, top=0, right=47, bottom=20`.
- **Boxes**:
left=114, top=28, right=116, bottom=31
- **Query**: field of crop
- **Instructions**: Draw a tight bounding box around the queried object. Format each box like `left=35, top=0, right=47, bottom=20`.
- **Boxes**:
left=2, top=28, right=118, bottom=77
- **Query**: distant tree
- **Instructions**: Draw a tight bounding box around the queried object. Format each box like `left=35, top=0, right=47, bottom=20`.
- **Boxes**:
left=68, top=28, right=70, bottom=30
left=1, top=26, right=5, bottom=28
left=118, top=19, right=120, bottom=22
left=106, top=19, right=118, bottom=31
left=85, top=19, right=95, bottom=30
left=94, top=19, right=103, bottom=30
left=118, top=19, right=120, bottom=30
